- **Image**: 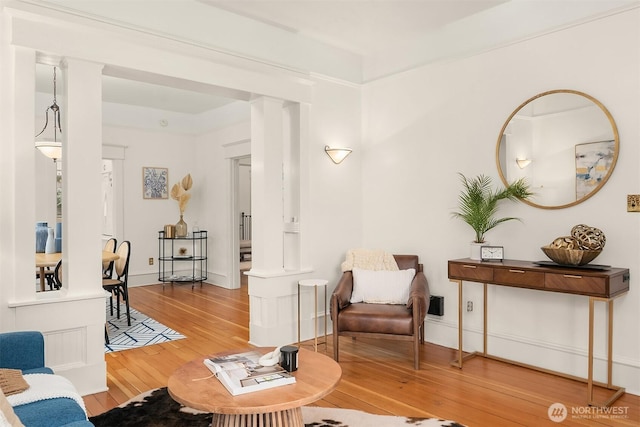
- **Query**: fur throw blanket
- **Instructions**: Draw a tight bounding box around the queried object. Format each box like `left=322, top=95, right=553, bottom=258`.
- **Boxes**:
left=341, top=249, right=399, bottom=272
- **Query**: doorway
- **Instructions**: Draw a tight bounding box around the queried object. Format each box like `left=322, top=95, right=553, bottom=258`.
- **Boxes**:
left=238, top=155, right=251, bottom=286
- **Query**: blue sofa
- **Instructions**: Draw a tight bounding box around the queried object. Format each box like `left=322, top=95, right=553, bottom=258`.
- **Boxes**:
left=0, top=331, right=94, bottom=427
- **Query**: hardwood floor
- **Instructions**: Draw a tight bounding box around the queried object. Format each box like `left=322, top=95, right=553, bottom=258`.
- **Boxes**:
left=84, top=283, right=639, bottom=426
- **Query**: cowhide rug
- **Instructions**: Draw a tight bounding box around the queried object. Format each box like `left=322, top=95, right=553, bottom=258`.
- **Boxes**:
left=89, top=387, right=466, bottom=427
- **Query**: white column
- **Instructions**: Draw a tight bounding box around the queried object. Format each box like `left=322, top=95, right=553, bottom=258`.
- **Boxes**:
left=62, top=58, right=104, bottom=296
left=247, top=98, right=317, bottom=347
left=58, top=58, right=108, bottom=394
left=279, top=102, right=312, bottom=272
left=293, top=103, right=312, bottom=271
left=3, top=46, right=37, bottom=305
left=250, top=96, right=285, bottom=274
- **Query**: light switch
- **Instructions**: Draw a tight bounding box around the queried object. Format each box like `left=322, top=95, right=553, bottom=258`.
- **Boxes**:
left=627, top=195, right=640, bottom=212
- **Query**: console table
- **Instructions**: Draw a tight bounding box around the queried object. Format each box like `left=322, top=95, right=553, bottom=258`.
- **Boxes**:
left=448, top=258, right=629, bottom=407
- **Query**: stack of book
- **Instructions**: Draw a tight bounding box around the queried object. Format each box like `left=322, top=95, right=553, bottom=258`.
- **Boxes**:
left=203, top=350, right=296, bottom=396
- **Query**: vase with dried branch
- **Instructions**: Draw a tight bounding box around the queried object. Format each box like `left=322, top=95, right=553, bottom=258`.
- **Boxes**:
left=171, top=174, right=193, bottom=237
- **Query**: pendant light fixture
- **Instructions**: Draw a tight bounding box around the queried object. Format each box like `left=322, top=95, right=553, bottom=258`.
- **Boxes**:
left=35, top=66, right=62, bottom=161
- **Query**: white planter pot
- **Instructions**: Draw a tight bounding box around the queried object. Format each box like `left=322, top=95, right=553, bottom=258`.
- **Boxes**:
left=470, top=242, right=486, bottom=260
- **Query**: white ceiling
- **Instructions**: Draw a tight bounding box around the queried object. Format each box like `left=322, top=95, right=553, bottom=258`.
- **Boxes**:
left=33, top=0, right=639, bottom=115
left=202, top=0, right=507, bottom=57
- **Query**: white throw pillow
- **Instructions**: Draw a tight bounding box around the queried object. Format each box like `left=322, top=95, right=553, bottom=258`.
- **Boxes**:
left=351, top=268, right=416, bottom=304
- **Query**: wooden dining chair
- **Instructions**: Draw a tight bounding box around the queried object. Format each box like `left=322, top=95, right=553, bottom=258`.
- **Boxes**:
left=102, top=237, right=117, bottom=280
left=102, top=240, right=131, bottom=326
left=53, top=260, right=63, bottom=289
left=35, top=267, right=57, bottom=291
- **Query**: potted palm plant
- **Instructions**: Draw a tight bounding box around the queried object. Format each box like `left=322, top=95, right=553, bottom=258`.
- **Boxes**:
left=452, top=173, right=532, bottom=259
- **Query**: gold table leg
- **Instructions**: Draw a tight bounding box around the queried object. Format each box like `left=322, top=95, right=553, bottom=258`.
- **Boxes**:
left=313, top=284, right=318, bottom=351
left=483, top=283, right=487, bottom=356
left=324, top=284, right=328, bottom=351
left=456, top=279, right=463, bottom=368
left=297, top=283, right=301, bottom=347
left=588, top=296, right=625, bottom=407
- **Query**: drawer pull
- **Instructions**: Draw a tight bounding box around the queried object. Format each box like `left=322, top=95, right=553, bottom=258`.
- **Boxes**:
left=462, top=265, right=477, bottom=269
left=563, top=274, right=583, bottom=279
left=509, top=269, right=525, bottom=274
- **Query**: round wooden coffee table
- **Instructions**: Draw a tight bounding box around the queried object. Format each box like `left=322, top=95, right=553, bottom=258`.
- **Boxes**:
left=167, top=347, right=341, bottom=427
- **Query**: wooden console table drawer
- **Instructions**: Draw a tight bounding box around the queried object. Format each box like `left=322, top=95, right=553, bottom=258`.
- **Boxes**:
left=494, top=268, right=544, bottom=289
left=545, top=273, right=606, bottom=295
left=448, top=262, right=493, bottom=282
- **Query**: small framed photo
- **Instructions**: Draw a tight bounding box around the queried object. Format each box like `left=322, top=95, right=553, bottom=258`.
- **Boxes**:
left=142, top=167, right=168, bottom=199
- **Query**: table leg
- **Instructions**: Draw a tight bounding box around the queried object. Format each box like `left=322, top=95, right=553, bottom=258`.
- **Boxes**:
left=483, top=283, right=488, bottom=356
left=457, top=279, right=463, bottom=368
left=588, top=297, right=595, bottom=403
left=39, top=267, right=46, bottom=292
left=587, top=296, right=624, bottom=406
left=324, top=284, right=327, bottom=351
left=607, top=299, right=613, bottom=388
left=314, top=285, right=318, bottom=352
left=297, top=283, right=301, bottom=347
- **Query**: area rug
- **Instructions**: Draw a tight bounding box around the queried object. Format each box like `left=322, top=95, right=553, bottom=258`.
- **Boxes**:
left=89, top=387, right=466, bottom=427
left=105, top=306, right=186, bottom=353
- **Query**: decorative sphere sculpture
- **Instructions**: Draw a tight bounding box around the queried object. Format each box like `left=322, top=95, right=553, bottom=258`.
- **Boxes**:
left=541, top=224, right=605, bottom=266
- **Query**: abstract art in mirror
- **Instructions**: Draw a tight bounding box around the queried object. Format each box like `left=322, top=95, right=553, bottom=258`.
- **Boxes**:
left=496, top=90, right=619, bottom=209
left=143, top=167, right=168, bottom=199
left=575, top=140, right=616, bottom=199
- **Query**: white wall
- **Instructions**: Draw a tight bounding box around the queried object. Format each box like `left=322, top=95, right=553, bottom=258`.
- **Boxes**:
left=308, top=77, right=364, bottom=277
left=362, top=9, right=640, bottom=394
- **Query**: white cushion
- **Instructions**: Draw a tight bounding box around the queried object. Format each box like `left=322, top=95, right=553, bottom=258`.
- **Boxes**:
left=351, top=268, right=416, bottom=304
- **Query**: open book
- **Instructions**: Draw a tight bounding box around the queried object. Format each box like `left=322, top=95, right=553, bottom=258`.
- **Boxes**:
left=203, top=350, right=296, bottom=396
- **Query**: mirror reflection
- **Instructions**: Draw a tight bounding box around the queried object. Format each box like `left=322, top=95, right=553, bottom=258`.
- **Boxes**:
left=496, top=90, right=619, bottom=209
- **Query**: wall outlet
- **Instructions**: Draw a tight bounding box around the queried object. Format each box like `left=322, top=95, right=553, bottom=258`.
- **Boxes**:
left=466, top=301, right=473, bottom=312
left=148, top=257, right=154, bottom=265
left=627, top=195, right=640, bottom=212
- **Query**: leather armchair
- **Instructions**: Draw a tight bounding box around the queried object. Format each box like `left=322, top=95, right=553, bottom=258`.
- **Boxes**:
left=330, top=254, right=430, bottom=370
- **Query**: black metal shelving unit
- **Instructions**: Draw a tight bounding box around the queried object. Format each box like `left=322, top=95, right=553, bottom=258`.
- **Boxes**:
left=158, top=230, right=207, bottom=289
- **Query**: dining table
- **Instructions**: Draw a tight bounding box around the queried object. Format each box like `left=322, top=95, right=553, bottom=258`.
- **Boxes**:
left=35, top=251, right=120, bottom=291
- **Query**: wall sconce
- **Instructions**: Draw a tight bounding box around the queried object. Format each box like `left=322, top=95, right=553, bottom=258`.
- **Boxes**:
left=516, top=158, right=531, bottom=169
left=35, top=66, right=62, bottom=161
left=324, top=146, right=352, bottom=164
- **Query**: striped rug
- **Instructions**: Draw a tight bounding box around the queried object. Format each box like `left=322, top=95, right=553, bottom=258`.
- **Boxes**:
left=105, top=305, right=186, bottom=353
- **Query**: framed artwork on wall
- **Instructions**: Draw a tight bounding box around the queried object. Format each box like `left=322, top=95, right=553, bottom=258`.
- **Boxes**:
left=575, top=140, right=615, bottom=199
left=143, top=167, right=168, bottom=199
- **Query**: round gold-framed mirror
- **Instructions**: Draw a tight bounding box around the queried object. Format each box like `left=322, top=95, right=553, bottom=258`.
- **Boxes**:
left=496, top=89, right=619, bottom=209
